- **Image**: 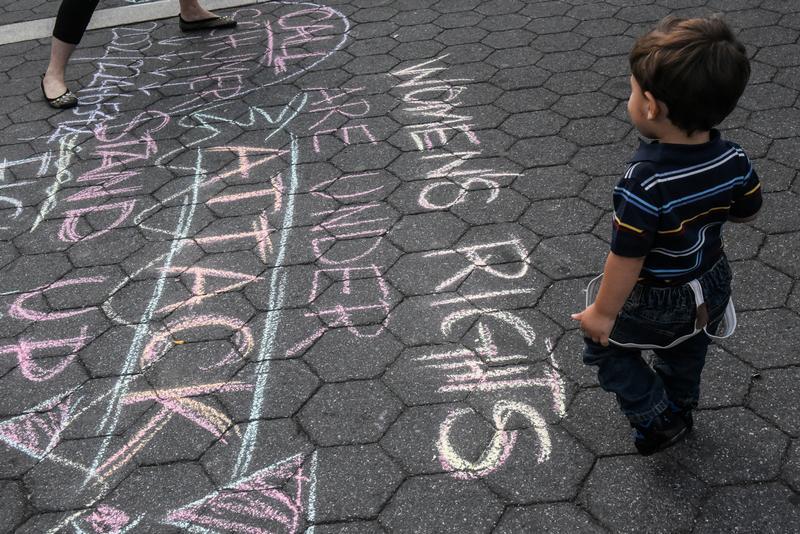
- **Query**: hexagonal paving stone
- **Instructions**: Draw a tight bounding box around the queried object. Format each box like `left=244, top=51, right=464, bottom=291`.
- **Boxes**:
left=583, top=35, right=637, bottom=57
left=332, top=143, right=400, bottom=173
left=313, top=444, right=403, bottom=523
left=759, top=231, right=800, bottom=277
left=23, top=435, right=133, bottom=510
left=521, top=197, right=603, bottom=237
left=755, top=44, right=800, bottom=67
left=513, top=164, right=590, bottom=201
left=0, top=480, right=30, bottom=533
left=380, top=401, right=486, bottom=477
left=379, top=474, right=504, bottom=534
left=298, top=380, right=403, bottom=446
left=749, top=108, right=800, bottom=139
left=383, top=343, right=473, bottom=405
left=784, top=439, right=800, bottom=492
left=694, top=483, right=800, bottom=534
left=483, top=29, right=535, bottom=49
left=561, top=116, right=631, bottom=145
left=699, top=345, right=753, bottom=409
left=531, top=234, right=607, bottom=280
left=548, top=329, right=599, bottom=388
left=545, top=70, right=608, bottom=95
left=749, top=367, right=800, bottom=437
left=580, top=456, right=707, bottom=534
left=526, top=15, right=578, bottom=35
left=201, top=418, right=312, bottom=487
left=387, top=212, right=468, bottom=253
left=221, top=359, right=320, bottom=419
left=563, top=387, right=633, bottom=455
left=730, top=259, right=792, bottom=310
left=501, top=110, right=568, bottom=138
left=386, top=249, right=472, bottom=296
left=0, top=356, right=88, bottom=416
left=385, top=293, right=479, bottom=346
left=717, top=309, right=800, bottom=368
left=722, top=222, right=764, bottom=261
left=455, top=259, right=549, bottom=309
left=739, top=82, right=798, bottom=111
left=450, top=187, right=530, bottom=225
left=0, top=252, right=72, bottom=293
left=790, top=283, right=800, bottom=316
left=102, top=462, right=215, bottom=526
left=314, top=521, right=384, bottom=533
left=668, top=407, right=788, bottom=485
left=304, top=327, right=403, bottom=382
left=509, top=136, right=578, bottom=167
left=495, top=502, right=606, bottom=533
left=553, top=92, right=619, bottom=119
left=755, top=158, right=798, bottom=193
left=483, top=425, right=594, bottom=504
left=487, top=47, right=544, bottom=69
left=536, top=275, right=594, bottom=329
left=436, top=27, right=489, bottom=46
left=537, top=50, right=597, bottom=72
left=476, top=0, right=525, bottom=16
left=532, top=32, right=588, bottom=53
left=38, top=266, right=123, bottom=311
left=570, top=141, right=636, bottom=176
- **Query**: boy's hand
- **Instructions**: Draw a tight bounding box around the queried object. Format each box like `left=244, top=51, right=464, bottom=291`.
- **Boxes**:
left=571, top=304, right=616, bottom=346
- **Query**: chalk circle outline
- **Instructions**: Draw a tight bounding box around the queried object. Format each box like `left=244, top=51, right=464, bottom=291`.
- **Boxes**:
left=139, top=314, right=255, bottom=370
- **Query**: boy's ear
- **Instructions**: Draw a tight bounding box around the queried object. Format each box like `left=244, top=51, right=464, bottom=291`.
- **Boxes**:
left=643, top=90, right=666, bottom=120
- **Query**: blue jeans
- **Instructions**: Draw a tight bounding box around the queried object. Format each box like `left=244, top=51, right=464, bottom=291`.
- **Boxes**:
left=582, top=256, right=732, bottom=423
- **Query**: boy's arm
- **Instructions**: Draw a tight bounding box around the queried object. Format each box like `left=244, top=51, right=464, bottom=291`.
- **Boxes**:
left=729, top=156, right=762, bottom=223
left=571, top=252, right=645, bottom=346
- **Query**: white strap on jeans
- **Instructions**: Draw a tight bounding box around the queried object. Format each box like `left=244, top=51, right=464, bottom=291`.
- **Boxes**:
left=584, top=274, right=737, bottom=350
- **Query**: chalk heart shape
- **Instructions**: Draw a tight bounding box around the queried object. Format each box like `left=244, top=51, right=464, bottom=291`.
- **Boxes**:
left=137, top=2, right=350, bottom=114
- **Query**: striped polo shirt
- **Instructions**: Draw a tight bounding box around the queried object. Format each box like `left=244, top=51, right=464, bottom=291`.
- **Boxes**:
left=612, top=129, right=762, bottom=285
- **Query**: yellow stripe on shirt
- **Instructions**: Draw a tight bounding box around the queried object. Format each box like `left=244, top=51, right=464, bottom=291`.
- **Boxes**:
left=613, top=214, right=644, bottom=234
left=658, top=205, right=729, bottom=235
left=744, top=182, right=762, bottom=196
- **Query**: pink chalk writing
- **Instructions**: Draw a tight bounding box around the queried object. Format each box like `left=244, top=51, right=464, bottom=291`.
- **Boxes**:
left=9, top=276, right=106, bottom=321
left=59, top=200, right=137, bottom=242
left=0, top=327, right=90, bottom=381
left=0, top=400, right=71, bottom=457
left=165, top=453, right=307, bottom=533
left=85, top=505, right=131, bottom=534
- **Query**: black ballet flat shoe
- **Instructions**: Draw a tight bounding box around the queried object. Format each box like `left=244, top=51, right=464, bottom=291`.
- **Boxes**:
left=179, top=15, right=237, bottom=32
left=41, top=78, right=78, bottom=109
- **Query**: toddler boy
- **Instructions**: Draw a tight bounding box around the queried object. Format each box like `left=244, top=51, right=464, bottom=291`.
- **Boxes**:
left=571, top=16, right=762, bottom=455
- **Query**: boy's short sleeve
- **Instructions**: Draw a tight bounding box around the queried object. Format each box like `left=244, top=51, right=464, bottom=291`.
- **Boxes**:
left=611, top=169, right=659, bottom=258
left=729, top=154, right=762, bottom=219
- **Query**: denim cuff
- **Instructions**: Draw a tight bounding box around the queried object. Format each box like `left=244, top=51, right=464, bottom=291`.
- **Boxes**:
left=625, top=393, right=670, bottom=424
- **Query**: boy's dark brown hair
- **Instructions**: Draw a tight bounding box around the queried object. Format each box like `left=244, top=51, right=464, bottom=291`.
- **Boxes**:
left=629, top=16, right=750, bottom=134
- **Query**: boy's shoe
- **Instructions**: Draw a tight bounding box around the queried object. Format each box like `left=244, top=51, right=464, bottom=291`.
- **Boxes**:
left=678, top=408, right=693, bottom=431
left=632, top=410, right=688, bottom=456
left=668, top=400, right=694, bottom=432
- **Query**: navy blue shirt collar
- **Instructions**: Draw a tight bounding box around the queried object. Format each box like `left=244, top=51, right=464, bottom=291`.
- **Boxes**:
left=629, top=129, right=725, bottom=165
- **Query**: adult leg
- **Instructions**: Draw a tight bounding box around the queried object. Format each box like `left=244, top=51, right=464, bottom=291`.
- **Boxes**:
left=582, top=340, right=670, bottom=424
left=43, top=37, right=76, bottom=99
left=44, top=0, right=100, bottom=99
left=178, top=0, right=221, bottom=22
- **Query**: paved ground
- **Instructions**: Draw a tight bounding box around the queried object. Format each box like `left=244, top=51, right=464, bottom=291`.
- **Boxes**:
left=0, top=0, right=799, bottom=532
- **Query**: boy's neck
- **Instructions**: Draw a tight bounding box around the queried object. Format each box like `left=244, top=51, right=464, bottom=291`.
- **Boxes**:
left=653, top=125, right=711, bottom=145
